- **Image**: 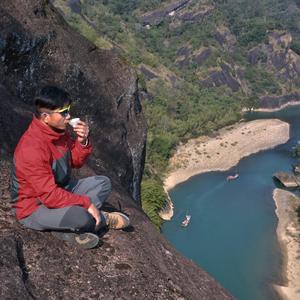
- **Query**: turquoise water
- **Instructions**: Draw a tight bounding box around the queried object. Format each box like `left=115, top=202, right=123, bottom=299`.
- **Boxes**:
left=162, top=106, right=300, bottom=300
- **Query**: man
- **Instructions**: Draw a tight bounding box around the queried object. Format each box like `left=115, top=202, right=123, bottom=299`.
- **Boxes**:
left=11, top=86, right=130, bottom=249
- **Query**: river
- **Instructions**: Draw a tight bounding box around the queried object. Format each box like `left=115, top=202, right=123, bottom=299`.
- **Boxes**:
left=162, top=105, right=300, bottom=300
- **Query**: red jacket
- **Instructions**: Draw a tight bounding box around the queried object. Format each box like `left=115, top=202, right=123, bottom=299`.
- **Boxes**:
left=11, top=117, right=92, bottom=220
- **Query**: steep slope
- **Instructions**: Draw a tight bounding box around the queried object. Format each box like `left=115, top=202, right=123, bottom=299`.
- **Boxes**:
left=0, top=0, right=233, bottom=299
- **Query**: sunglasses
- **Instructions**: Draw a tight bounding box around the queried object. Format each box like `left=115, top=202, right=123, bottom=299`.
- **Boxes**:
left=54, top=105, right=71, bottom=117
left=42, top=105, right=71, bottom=118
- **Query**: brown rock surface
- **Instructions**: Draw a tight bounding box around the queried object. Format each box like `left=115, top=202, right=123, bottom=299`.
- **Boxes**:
left=201, top=63, right=240, bottom=92
left=259, top=94, right=300, bottom=110
left=0, top=1, right=234, bottom=299
left=249, top=30, right=300, bottom=109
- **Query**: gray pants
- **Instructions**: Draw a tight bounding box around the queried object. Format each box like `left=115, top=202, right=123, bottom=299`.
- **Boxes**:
left=19, top=176, right=111, bottom=232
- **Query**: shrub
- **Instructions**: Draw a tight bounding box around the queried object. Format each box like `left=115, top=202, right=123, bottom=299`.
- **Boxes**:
left=141, top=179, right=167, bottom=228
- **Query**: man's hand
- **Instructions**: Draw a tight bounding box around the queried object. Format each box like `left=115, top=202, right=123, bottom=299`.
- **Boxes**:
left=87, top=203, right=100, bottom=226
left=73, top=120, right=89, bottom=145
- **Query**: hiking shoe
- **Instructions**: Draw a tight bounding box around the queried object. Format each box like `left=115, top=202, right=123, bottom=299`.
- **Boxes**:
left=52, top=232, right=99, bottom=249
left=103, top=212, right=130, bottom=230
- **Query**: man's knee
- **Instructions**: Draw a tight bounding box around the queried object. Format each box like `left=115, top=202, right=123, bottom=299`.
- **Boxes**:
left=77, top=211, right=95, bottom=232
left=60, top=206, right=95, bottom=232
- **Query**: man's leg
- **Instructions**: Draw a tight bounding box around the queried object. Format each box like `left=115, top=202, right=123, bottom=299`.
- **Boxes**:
left=66, top=175, right=130, bottom=230
left=67, top=176, right=111, bottom=210
left=19, top=205, right=99, bottom=249
left=19, top=204, right=95, bottom=232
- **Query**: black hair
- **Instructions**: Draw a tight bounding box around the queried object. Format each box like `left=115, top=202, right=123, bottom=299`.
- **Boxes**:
left=34, top=86, right=72, bottom=111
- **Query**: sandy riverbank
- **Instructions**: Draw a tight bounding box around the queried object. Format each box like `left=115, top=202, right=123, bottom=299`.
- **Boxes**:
left=160, top=118, right=290, bottom=220
left=158, top=197, right=174, bottom=220
left=273, top=188, right=300, bottom=300
left=164, top=119, right=290, bottom=191
left=161, top=118, right=297, bottom=298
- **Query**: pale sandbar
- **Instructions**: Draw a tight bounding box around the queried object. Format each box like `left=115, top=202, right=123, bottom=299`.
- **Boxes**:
left=164, top=119, right=290, bottom=191
left=273, top=188, right=300, bottom=300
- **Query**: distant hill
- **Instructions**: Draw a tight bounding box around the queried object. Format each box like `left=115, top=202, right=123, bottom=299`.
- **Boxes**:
left=53, top=0, right=300, bottom=225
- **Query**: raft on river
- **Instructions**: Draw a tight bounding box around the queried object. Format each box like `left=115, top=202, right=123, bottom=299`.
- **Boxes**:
left=181, top=215, right=191, bottom=227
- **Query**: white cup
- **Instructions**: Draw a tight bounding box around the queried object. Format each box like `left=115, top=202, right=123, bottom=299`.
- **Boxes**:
left=69, top=118, right=80, bottom=127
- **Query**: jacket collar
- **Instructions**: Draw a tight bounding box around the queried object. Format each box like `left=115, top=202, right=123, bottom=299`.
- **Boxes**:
left=30, top=116, right=66, bottom=142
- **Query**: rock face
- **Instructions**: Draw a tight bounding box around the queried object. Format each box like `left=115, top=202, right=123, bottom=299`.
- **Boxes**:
left=139, top=0, right=214, bottom=27
left=215, top=26, right=237, bottom=53
left=203, top=28, right=300, bottom=105
left=248, top=31, right=300, bottom=108
left=175, top=46, right=213, bottom=68
left=259, top=93, right=300, bottom=110
left=67, top=0, right=82, bottom=14
left=197, top=26, right=243, bottom=92
left=176, top=4, right=214, bottom=23
left=201, top=64, right=241, bottom=92
left=139, top=64, right=158, bottom=80
left=0, top=1, right=233, bottom=299
left=140, top=0, right=190, bottom=26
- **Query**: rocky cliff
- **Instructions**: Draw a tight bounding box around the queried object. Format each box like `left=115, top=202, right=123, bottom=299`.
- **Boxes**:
left=136, top=1, right=300, bottom=109
left=0, top=1, right=233, bottom=299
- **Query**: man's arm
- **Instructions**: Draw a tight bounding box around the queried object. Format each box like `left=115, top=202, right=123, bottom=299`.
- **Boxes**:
left=70, top=120, right=92, bottom=168
left=70, top=138, right=92, bottom=168
left=17, top=146, right=91, bottom=209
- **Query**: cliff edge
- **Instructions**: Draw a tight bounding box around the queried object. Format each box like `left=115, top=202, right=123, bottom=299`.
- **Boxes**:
left=0, top=1, right=233, bottom=299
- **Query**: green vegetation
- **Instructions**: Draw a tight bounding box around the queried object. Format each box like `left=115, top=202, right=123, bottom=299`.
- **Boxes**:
left=291, top=39, right=300, bottom=55
left=245, top=67, right=281, bottom=95
left=53, top=0, right=300, bottom=227
left=292, top=144, right=300, bottom=157
left=141, top=179, right=167, bottom=228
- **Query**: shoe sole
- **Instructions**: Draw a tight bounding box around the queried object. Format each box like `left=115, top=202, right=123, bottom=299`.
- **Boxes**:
left=52, top=232, right=99, bottom=249
left=108, top=212, right=130, bottom=230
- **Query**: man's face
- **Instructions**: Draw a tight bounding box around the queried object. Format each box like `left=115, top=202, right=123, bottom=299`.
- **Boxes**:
left=41, top=104, right=71, bottom=131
